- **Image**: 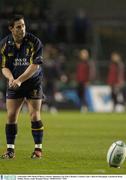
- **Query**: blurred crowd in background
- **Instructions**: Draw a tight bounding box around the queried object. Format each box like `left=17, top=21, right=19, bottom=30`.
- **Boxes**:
left=0, top=0, right=93, bottom=44
left=0, top=0, right=126, bottom=112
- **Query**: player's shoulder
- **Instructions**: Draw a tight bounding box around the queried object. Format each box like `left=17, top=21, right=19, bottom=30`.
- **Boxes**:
left=0, top=35, right=9, bottom=49
left=0, top=34, right=13, bottom=53
left=26, top=32, right=43, bottom=47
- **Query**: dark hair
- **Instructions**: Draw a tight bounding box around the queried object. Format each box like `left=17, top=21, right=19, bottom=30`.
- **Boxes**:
left=8, top=14, right=24, bottom=27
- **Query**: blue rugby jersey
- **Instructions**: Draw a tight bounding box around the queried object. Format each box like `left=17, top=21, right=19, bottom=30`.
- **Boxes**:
left=0, top=32, right=43, bottom=80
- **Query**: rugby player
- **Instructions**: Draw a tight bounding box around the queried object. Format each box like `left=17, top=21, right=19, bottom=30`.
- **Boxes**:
left=0, top=14, right=44, bottom=159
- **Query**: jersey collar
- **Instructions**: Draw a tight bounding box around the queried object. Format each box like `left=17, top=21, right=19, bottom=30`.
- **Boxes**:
left=7, top=32, right=28, bottom=46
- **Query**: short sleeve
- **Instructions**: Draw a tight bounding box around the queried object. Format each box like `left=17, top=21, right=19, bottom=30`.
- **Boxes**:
left=32, top=39, right=43, bottom=65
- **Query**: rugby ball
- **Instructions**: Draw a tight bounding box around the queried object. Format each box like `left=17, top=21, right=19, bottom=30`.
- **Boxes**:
left=107, top=140, right=126, bottom=168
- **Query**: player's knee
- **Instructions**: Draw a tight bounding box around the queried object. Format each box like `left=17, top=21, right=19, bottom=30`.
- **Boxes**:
left=7, top=112, right=17, bottom=123
left=30, top=111, right=40, bottom=121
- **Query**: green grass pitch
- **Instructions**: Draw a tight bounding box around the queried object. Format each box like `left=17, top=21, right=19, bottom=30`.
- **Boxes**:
left=0, top=111, right=126, bottom=174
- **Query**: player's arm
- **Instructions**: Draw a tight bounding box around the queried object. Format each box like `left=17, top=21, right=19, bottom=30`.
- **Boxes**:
left=12, top=64, right=39, bottom=88
left=2, top=68, right=14, bottom=87
left=2, top=68, right=14, bottom=80
left=0, top=42, right=14, bottom=87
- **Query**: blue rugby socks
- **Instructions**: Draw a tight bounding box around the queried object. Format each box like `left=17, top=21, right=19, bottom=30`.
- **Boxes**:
left=31, top=120, right=44, bottom=151
left=6, top=123, right=17, bottom=152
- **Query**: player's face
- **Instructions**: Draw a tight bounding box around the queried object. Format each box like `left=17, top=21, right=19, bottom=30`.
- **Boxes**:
left=10, top=19, right=26, bottom=43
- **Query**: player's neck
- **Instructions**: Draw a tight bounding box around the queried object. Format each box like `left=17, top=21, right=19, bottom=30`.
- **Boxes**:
left=15, top=42, right=21, bottom=49
left=13, top=36, right=22, bottom=49
left=14, top=39, right=22, bottom=49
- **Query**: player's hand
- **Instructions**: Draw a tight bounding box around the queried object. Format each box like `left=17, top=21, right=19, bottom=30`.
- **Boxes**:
left=8, top=78, right=14, bottom=88
left=11, top=79, right=21, bottom=89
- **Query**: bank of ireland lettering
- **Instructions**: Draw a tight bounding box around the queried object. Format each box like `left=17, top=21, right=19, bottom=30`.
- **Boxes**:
left=13, top=58, right=30, bottom=66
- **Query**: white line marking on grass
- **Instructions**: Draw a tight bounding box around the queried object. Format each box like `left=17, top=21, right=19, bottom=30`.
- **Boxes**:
left=93, top=169, right=106, bottom=173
